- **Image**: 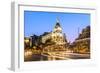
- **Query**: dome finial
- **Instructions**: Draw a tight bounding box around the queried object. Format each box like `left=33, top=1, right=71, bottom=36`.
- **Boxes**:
left=56, top=17, right=60, bottom=23
left=55, top=17, right=61, bottom=27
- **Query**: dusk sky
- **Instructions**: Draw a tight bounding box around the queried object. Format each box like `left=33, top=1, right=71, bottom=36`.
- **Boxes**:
left=24, top=11, right=90, bottom=42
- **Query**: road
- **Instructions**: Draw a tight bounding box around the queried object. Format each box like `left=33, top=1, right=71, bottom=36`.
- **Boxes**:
left=24, top=50, right=90, bottom=61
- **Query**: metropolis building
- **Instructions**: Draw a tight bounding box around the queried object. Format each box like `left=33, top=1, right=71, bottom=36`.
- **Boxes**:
left=42, top=18, right=68, bottom=47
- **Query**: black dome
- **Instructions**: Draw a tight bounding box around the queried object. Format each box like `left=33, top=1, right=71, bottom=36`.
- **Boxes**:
left=55, top=22, right=61, bottom=28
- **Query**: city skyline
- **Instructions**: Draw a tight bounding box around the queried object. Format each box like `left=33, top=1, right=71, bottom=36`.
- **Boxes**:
left=24, top=11, right=90, bottom=42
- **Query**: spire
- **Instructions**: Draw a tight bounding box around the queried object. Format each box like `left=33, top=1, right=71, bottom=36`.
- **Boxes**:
left=55, top=17, right=61, bottom=28
left=56, top=17, right=60, bottom=23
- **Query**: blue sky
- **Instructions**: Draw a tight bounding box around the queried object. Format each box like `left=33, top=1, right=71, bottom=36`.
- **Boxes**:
left=24, top=11, right=90, bottom=42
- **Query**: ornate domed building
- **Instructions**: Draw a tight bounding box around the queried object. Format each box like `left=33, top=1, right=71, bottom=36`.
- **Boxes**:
left=51, top=19, right=67, bottom=45
left=42, top=18, right=68, bottom=46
